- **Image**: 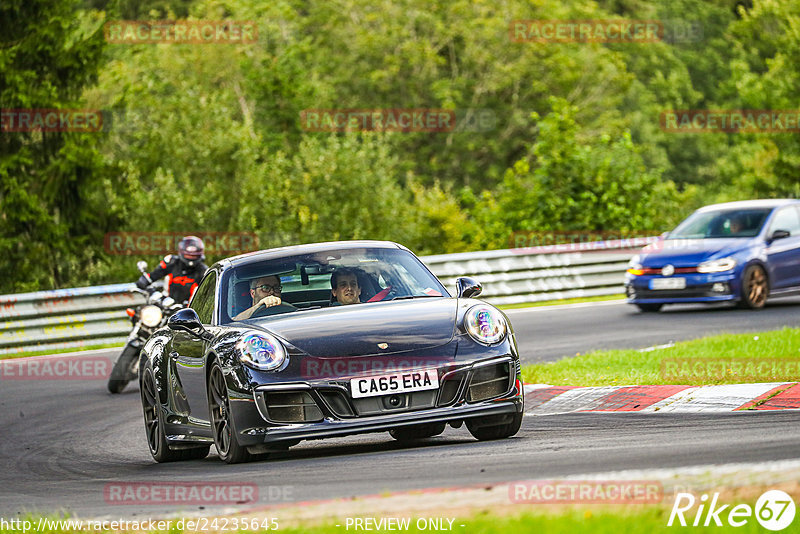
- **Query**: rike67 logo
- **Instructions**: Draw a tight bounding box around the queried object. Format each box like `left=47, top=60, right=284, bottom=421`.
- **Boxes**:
left=668, top=490, right=796, bottom=531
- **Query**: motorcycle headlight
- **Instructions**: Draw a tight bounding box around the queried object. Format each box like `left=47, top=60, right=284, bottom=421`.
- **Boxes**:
left=465, top=305, right=507, bottom=345
left=698, top=257, right=737, bottom=273
left=140, top=305, right=163, bottom=327
left=236, top=331, right=287, bottom=371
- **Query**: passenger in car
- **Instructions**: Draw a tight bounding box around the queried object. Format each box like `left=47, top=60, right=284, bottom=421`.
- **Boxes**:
left=331, top=267, right=362, bottom=305
left=233, top=275, right=295, bottom=320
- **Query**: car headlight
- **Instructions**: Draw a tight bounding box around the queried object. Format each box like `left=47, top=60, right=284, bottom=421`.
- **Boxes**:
left=236, top=331, right=287, bottom=371
left=465, top=305, right=507, bottom=345
left=626, top=255, right=644, bottom=275
left=140, top=305, right=163, bottom=327
left=698, top=257, right=737, bottom=273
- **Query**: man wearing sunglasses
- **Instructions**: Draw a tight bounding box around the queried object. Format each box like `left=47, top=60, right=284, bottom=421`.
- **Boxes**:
left=233, top=275, right=295, bottom=320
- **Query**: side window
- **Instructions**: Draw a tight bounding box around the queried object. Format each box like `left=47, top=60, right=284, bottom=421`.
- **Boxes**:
left=769, top=207, right=800, bottom=236
left=190, top=271, right=217, bottom=324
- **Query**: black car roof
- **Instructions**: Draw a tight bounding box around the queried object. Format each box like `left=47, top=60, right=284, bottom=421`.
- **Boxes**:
left=216, top=240, right=408, bottom=269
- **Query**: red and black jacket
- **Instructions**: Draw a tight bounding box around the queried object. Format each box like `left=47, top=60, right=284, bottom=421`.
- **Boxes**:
left=136, top=255, right=208, bottom=304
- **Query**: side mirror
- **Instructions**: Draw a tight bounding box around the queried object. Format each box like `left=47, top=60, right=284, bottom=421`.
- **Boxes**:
left=770, top=229, right=791, bottom=242
left=456, top=277, right=482, bottom=299
left=168, top=308, right=204, bottom=334
left=136, top=260, right=148, bottom=273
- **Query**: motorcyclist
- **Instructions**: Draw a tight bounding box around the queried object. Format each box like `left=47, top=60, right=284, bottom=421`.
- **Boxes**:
left=135, top=235, right=208, bottom=304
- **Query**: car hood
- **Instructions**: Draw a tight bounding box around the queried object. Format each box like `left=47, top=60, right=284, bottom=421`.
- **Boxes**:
left=638, top=238, right=753, bottom=267
left=248, top=298, right=457, bottom=357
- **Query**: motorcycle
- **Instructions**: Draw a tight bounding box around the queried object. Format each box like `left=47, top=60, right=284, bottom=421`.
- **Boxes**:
left=107, top=261, right=184, bottom=394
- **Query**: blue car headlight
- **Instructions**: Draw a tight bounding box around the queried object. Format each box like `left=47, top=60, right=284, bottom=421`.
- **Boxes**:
left=698, top=257, right=737, bottom=273
left=236, top=331, right=287, bottom=371
left=465, top=305, right=507, bottom=345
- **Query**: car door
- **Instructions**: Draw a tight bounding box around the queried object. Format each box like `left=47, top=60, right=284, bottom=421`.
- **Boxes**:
left=765, top=206, right=800, bottom=289
left=171, top=270, right=217, bottom=421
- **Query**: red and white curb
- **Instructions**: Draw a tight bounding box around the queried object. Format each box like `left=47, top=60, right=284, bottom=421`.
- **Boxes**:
left=523, top=382, right=800, bottom=414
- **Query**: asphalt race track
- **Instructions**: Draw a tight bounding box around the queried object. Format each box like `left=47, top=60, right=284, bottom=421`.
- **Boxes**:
left=509, top=297, right=800, bottom=363
left=1, top=298, right=799, bottom=518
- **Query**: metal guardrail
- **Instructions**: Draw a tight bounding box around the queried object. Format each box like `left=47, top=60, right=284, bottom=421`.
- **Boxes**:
left=0, top=284, right=144, bottom=355
left=423, top=238, right=655, bottom=305
left=0, top=239, right=652, bottom=355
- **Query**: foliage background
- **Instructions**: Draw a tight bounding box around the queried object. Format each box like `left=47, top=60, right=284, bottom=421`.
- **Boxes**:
left=1, top=0, right=798, bottom=292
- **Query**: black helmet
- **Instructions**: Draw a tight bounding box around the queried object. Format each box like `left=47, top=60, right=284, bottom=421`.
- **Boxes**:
left=178, top=235, right=205, bottom=267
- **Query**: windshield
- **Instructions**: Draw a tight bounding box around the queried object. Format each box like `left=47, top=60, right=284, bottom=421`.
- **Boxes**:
left=668, top=208, right=771, bottom=239
left=219, top=247, right=447, bottom=324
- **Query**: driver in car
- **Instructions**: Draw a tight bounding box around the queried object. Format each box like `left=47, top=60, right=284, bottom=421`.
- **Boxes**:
left=331, top=267, right=362, bottom=305
left=233, top=275, right=295, bottom=320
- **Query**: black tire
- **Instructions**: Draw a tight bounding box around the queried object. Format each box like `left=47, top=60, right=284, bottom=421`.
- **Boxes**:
left=738, top=264, right=769, bottom=309
left=141, top=366, right=209, bottom=462
left=466, top=412, right=523, bottom=441
left=389, top=422, right=446, bottom=441
left=107, top=342, right=139, bottom=394
left=635, top=303, right=663, bottom=313
left=208, top=363, right=252, bottom=464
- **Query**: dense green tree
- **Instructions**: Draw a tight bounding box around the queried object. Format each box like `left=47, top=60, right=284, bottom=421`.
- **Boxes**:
left=0, top=0, right=112, bottom=292
left=472, top=98, right=691, bottom=249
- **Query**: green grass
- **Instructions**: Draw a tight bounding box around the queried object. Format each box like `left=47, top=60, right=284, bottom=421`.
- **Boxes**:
left=522, top=327, right=800, bottom=386
left=498, top=294, right=625, bottom=310
left=2, top=507, right=777, bottom=533
left=0, top=342, right=124, bottom=360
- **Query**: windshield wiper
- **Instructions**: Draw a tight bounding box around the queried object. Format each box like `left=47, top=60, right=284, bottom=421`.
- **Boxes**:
left=389, top=295, right=439, bottom=301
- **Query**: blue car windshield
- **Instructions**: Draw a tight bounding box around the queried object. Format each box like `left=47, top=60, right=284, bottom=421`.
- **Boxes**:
left=220, top=247, right=447, bottom=324
left=668, top=208, right=771, bottom=239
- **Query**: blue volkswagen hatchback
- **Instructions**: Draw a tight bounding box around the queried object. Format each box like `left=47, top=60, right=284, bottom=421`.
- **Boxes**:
left=625, top=199, right=800, bottom=312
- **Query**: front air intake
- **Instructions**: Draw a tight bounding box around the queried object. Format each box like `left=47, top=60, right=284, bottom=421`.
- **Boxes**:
left=263, top=391, right=323, bottom=423
left=467, top=362, right=511, bottom=402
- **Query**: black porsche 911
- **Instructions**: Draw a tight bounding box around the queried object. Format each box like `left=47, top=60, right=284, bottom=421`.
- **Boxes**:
left=138, top=241, right=524, bottom=463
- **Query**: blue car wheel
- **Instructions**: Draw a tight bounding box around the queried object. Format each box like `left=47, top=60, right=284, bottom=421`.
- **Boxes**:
left=738, top=264, right=769, bottom=309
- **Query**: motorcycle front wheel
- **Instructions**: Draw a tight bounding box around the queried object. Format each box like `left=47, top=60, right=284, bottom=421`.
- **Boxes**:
left=107, top=341, right=140, bottom=394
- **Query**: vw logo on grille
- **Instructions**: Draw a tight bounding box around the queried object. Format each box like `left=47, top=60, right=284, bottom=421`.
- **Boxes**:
left=377, top=343, right=389, bottom=350
left=661, top=264, right=675, bottom=277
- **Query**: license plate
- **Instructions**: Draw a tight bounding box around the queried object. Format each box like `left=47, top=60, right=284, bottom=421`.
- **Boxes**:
left=350, top=370, right=439, bottom=399
left=650, top=277, right=686, bottom=290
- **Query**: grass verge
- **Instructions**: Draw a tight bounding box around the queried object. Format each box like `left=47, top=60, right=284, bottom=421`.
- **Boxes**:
left=522, top=327, right=800, bottom=386
left=0, top=342, right=124, bottom=360
left=498, top=294, right=625, bottom=310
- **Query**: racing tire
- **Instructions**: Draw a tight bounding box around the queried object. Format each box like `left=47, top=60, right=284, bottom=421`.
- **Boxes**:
left=635, top=303, right=663, bottom=313
left=108, top=342, right=140, bottom=394
left=738, top=264, right=769, bottom=309
left=466, top=412, right=523, bottom=441
left=389, top=423, right=446, bottom=441
left=141, top=366, right=208, bottom=462
left=208, top=363, right=253, bottom=464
